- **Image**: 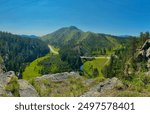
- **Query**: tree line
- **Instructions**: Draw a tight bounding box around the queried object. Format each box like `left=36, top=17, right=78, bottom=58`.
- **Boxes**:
left=0, top=31, right=49, bottom=74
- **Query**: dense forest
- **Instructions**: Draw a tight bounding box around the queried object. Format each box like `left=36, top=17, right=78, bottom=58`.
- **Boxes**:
left=0, top=31, right=49, bottom=74
left=99, top=32, right=150, bottom=96
left=102, top=32, right=150, bottom=78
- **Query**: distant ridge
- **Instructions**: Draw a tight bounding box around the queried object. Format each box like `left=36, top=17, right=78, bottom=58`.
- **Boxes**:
left=20, top=35, right=39, bottom=38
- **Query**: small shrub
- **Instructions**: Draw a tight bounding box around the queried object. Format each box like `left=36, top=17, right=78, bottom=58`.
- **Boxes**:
left=5, top=76, right=20, bottom=97
left=116, top=91, right=140, bottom=97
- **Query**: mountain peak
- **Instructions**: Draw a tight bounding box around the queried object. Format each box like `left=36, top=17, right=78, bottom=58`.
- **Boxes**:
left=68, top=26, right=79, bottom=30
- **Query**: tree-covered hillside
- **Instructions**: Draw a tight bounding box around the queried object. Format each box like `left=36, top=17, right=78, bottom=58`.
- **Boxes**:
left=41, top=26, right=126, bottom=56
left=0, top=31, right=49, bottom=74
left=100, top=32, right=150, bottom=96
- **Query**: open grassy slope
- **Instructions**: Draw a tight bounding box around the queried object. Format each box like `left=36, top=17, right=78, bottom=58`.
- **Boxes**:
left=23, top=45, right=59, bottom=80
left=83, top=57, right=109, bottom=78
left=22, top=54, right=50, bottom=80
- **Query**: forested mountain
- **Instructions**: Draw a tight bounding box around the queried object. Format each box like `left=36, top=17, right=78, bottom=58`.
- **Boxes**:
left=41, top=26, right=126, bottom=56
left=0, top=31, right=49, bottom=73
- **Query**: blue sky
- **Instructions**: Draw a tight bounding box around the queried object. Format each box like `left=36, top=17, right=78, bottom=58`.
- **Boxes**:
left=0, top=0, right=150, bottom=36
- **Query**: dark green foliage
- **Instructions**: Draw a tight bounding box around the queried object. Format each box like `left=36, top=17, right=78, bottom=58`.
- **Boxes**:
left=92, top=68, right=99, bottom=77
left=38, top=55, right=71, bottom=74
left=102, top=37, right=139, bottom=79
left=59, top=46, right=83, bottom=71
left=140, top=32, right=150, bottom=45
left=0, top=31, right=49, bottom=73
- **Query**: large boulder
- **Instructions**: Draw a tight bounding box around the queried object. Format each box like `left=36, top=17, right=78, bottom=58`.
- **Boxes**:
left=136, top=40, right=150, bottom=74
left=36, top=72, right=79, bottom=82
left=31, top=72, right=83, bottom=97
left=0, top=71, right=16, bottom=96
left=0, top=71, right=15, bottom=86
left=0, top=71, right=39, bottom=97
left=18, top=80, right=39, bottom=97
left=0, top=85, right=6, bottom=96
left=137, top=40, right=150, bottom=60
left=81, top=77, right=124, bottom=97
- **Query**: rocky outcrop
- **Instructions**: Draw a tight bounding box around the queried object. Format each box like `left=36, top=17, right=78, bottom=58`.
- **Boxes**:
left=35, top=72, right=80, bottom=82
left=0, top=71, right=83, bottom=97
left=0, top=71, right=39, bottom=97
left=141, top=39, right=150, bottom=50
left=30, top=72, right=85, bottom=97
left=18, top=80, right=39, bottom=97
left=81, top=77, right=124, bottom=97
left=137, top=39, right=150, bottom=75
left=0, top=71, right=15, bottom=86
left=0, top=85, right=6, bottom=96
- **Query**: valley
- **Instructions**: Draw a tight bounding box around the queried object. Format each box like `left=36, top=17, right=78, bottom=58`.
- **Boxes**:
left=0, top=26, right=150, bottom=97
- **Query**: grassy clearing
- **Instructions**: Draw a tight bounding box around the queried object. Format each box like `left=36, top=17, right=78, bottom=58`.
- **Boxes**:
left=105, top=36, right=123, bottom=55
left=50, top=45, right=59, bottom=52
left=22, top=54, right=50, bottom=80
left=83, top=57, right=109, bottom=78
left=23, top=44, right=60, bottom=80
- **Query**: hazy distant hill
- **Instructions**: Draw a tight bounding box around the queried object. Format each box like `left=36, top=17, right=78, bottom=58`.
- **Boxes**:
left=20, top=35, right=39, bottom=39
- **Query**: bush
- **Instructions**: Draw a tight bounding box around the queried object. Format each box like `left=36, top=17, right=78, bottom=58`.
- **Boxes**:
left=5, top=76, right=20, bottom=97
left=116, top=91, right=140, bottom=97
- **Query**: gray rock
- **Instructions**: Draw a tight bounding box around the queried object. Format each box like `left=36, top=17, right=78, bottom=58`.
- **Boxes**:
left=0, top=71, right=15, bottom=86
left=81, top=77, right=123, bottom=97
left=137, top=39, right=150, bottom=73
left=137, top=39, right=150, bottom=60
left=0, top=71, right=39, bottom=97
left=18, top=80, right=39, bottom=97
left=0, top=85, right=6, bottom=96
left=146, top=48, right=150, bottom=58
left=97, top=77, right=123, bottom=92
left=145, top=71, right=150, bottom=76
left=36, top=72, right=79, bottom=82
left=0, top=71, right=16, bottom=97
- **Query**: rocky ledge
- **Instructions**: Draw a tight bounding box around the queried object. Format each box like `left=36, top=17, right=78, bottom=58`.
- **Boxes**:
left=137, top=39, right=150, bottom=75
left=81, top=77, right=123, bottom=97
left=35, top=72, right=80, bottom=82
left=0, top=71, right=39, bottom=97
left=0, top=71, right=81, bottom=97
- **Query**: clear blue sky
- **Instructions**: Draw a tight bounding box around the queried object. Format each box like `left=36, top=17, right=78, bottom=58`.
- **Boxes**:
left=0, top=0, right=150, bottom=36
